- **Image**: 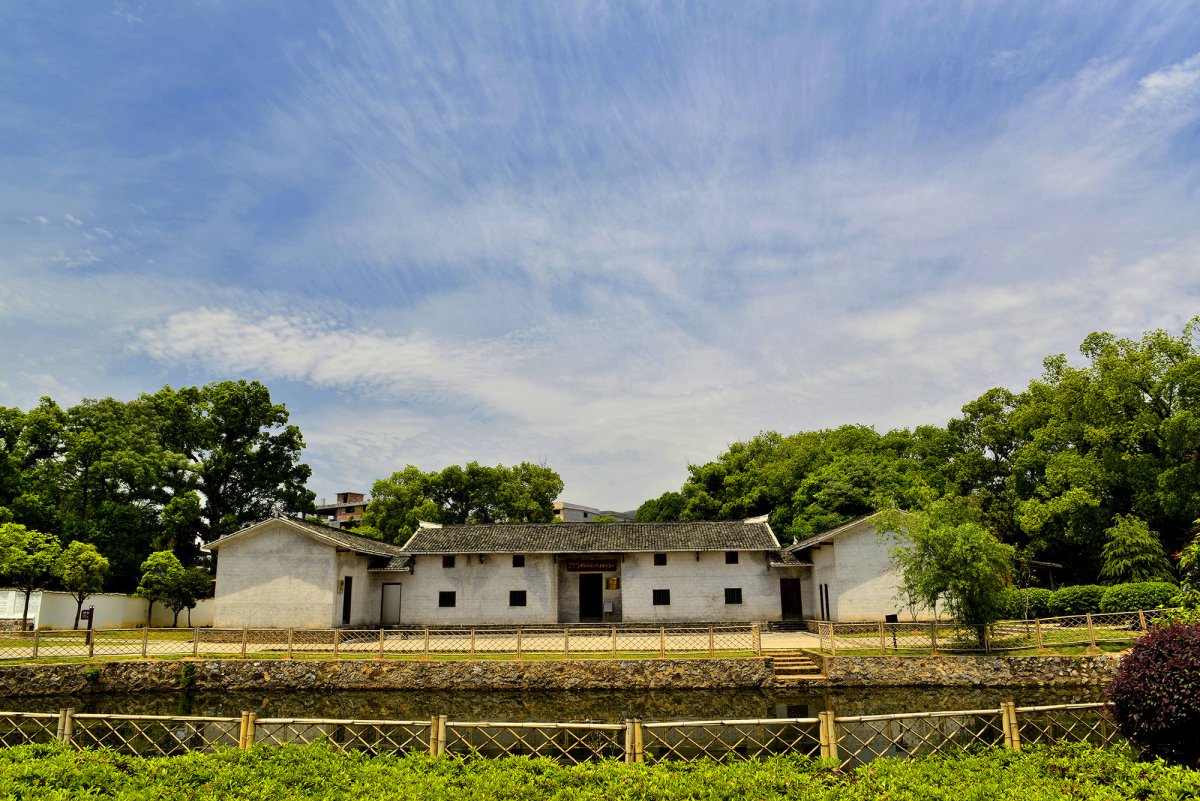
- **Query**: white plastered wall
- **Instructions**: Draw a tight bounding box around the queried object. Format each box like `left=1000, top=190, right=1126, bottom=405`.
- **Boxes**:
left=213, top=521, right=337, bottom=628
left=387, top=553, right=558, bottom=625
left=620, top=550, right=781, bottom=622
left=829, top=521, right=918, bottom=622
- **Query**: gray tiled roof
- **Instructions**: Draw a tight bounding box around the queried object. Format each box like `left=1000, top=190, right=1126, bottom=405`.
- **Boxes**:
left=369, top=555, right=414, bottom=571
left=207, top=516, right=408, bottom=559
left=768, top=550, right=813, bottom=568
left=785, top=512, right=881, bottom=553
left=400, top=520, right=780, bottom=554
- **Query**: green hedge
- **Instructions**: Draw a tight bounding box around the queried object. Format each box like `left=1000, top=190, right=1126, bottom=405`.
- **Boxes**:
left=1, top=742, right=1199, bottom=800
left=1001, top=587, right=1054, bottom=619
left=1049, top=585, right=1107, bottom=617
left=1099, top=581, right=1178, bottom=613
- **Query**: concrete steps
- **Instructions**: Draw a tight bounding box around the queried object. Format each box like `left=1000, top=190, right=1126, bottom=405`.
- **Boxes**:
left=768, top=650, right=825, bottom=681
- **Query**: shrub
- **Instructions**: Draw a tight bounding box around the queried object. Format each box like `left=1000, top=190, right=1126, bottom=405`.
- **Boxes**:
left=1002, top=587, right=1053, bottom=619
left=1048, top=584, right=1106, bottom=617
left=1107, top=623, right=1200, bottom=766
left=1098, top=581, right=1178, bottom=613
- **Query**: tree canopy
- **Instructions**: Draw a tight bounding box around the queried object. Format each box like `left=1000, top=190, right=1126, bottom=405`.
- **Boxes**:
left=0, top=380, right=312, bottom=590
left=638, top=320, right=1200, bottom=585
left=359, top=462, right=564, bottom=544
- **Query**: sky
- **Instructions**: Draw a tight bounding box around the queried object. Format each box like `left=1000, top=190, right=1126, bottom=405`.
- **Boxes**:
left=2, top=2, right=1199, bottom=513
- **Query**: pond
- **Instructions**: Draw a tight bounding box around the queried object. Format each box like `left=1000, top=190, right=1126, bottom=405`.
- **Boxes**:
left=0, top=685, right=1106, bottom=722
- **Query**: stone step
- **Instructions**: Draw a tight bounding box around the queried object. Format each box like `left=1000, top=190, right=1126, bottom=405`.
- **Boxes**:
left=767, top=650, right=825, bottom=680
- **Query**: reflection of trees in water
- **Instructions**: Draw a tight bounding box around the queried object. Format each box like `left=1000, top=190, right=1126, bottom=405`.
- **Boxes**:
left=1, top=684, right=1106, bottom=722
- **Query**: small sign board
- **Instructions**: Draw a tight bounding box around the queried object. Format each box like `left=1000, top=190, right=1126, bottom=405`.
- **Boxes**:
left=79, top=608, right=93, bottom=621
left=605, top=577, right=620, bottom=590
left=565, top=558, right=618, bottom=572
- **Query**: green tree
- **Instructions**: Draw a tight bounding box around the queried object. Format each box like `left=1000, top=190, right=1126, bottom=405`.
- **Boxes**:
left=165, top=567, right=213, bottom=627
left=1100, top=515, right=1175, bottom=584
left=636, top=491, right=686, bottom=521
left=360, top=462, right=564, bottom=543
left=0, top=522, right=62, bottom=630
left=878, top=506, right=1014, bottom=643
left=135, top=550, right=185, bottom=626
left=54, top=540, right=109, bottom=629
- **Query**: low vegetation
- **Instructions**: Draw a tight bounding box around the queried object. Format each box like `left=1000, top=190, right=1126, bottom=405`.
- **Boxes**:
left=1108, top=623, right=1200, bottom=767
left=0, top=742, right=1197, bottom=800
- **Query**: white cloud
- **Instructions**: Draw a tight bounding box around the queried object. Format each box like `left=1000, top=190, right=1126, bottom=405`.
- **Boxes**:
left=64, top=214, right=83, bottom=226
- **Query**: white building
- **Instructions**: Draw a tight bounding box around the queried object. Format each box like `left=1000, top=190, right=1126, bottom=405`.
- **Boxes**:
left=552, top=501, right=635, bottom=523
left=207, top=513, right=908, bottom=628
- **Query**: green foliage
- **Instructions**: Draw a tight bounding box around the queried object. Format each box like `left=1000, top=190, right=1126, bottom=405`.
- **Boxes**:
left=360, top=462, right=564, bottom=543
left=1099, top=581, right=1179, bottom=613
left=0, top=522, right=62, bottom=627
left=0, top=381, right=313, bottom=589
left=641, top=320, right=1200, bottom=583
left=1048, top=585, right=1107, bottom=617
left=1000, top=586, right=1054, bottom=619
left=0, top=742, right=1199, bottom=800
left=879, top=505, right=1015, bottom=633
left=1100, top=515, right=1174, bottom=584
left=54, top=540, right=109, bottom=628
left=135, top=550, right=185, bottom=625
left=1108, top=623, right=1200, bottom=766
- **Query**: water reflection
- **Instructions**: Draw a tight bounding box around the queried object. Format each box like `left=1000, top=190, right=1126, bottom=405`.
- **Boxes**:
left=0, top=685, right=1105, bottom=722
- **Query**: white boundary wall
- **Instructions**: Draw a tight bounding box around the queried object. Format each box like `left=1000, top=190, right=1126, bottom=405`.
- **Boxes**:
left=0, top=589, right=213, bottom=630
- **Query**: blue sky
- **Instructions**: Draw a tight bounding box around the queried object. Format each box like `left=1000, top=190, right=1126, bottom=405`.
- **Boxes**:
left=2, top=2, right=1199, bottom=511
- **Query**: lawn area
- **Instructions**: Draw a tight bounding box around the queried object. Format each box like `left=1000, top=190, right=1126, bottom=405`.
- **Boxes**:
left=0, top=742, right=1196, bottom=800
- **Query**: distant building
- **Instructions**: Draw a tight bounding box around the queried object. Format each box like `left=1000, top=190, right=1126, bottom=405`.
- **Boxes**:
left=316, top=492, right=368, bottom=530
left=553, top=501, right=635, bottom=523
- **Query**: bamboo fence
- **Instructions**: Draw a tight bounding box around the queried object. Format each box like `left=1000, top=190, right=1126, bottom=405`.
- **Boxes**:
left=0, top=702, right=1123, bottom=767
left=814, top=609, right=1167, bottom=655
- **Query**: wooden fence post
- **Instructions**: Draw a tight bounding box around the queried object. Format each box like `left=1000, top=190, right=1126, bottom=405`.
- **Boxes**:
left=611, top=625, right=617, bottom=658
left=517, top=627, right=523, bottom=660
left=1034, top=619, right=1045, bottom=652
left=423, top=627, right=430, bottom=660
left=193, top=628, right=201, bottom=658
left=88, top=628, right=96, bottom=659
left=878, top=621, right=886, bottom=656
left=708, top=626, right=715, bottom=658
left=1086, top=614, right=1098, bottom=651
left=633, top=719, right=644, bottom=763
left=246, top=712, right=257, bottom=748
left=142, top=627, right=150, bottom=659
left=286, top=629, right=294, bottom=660
left=929, top=623, right=938, bottom=655
left=818, top=710, right=839, bottom=761
left=659, top=626, right=666, bottom=658
left=61, top=708, right=74, bottom=745
left=333, top=628, right=340, bottom=659
left=55, top=708, right=69, bottom=742
left=564, top=628, right=570, bottom=659
left=378, top=629, right=385, bottom=660
left=1007, top=702, right=1022, bottom=751
left=751, top=624, right=761, bottom=655
left=830, top=624, right=837, bottom=657
left=1138, top=610, right=1148, bottom=633
left=31, top=630, right=39, bottom=660
left=437, top=714, right=447, bottom=756
left=428, top=715, right=439, bottom=756
left=623, top=719, right=636, bottom=763
left=984, top=625, right=992, bottom=654
left=239, top=628, right=248, bottom=659
left=238, top=712, right=251, bottom=750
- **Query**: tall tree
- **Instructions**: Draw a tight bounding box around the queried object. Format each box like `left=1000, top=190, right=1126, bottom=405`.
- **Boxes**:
left=135, top=550, right=186, bottom=626
left=360, top=462, right=564, bottom=543
left=55, top=540, right=109, bottom=629
left=0, top=522, right=62, bottom=630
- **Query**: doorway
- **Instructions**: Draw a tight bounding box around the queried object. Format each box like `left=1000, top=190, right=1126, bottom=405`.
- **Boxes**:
left=579, top=573, right=603, bottom=621
left=780, top=578, right=802, bottom=621
left=380, top=583, right=402, bottom=626
left=341, top=576, right=353, bottom=625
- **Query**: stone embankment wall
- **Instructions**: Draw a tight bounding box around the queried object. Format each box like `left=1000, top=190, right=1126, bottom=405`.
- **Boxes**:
left=0, top=658, right=774, bottom=698
left=820, top=654, right=1121, bottom=687
left=0, top=653, right=1123, bottom=697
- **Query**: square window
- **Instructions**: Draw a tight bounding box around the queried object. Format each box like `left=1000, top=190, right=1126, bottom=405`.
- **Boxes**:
left=653, top=589, right=670, bottom=606
left=438, top=591, right=456, bottom=608
left=442, top=555, right=455, bottom=568
left=653, top=553, right=667, bottom=566
left=509, top=590, right=527, bottom=607
left=512, top=554, right=525, bottom=568
left=725, top=551, right=739, bottom=564
left=724, top=588, right=743, bottom=605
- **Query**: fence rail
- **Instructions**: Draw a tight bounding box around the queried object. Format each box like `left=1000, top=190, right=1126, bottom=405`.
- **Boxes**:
left=0, top=624, right=759, bottom=663
left=0, top=702, right=1122, bottom=766
left=814, top=609, right=1166, bottom=655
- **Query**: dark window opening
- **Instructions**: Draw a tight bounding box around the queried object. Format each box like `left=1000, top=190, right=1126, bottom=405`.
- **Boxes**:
left=653, top=553, right=667, bottom=566
left=512, top=554, right=525, bottom=568
left=442, top=555, right=455, bottom=568
left=509, top=590, right=527, bottom=607
left=725, top=587, right=743, bottom=605
left=438, top=591, right=456, bottom=608
left=725, top=551, right=739, bottom=564
left=653, top=589, right=670, bottom=606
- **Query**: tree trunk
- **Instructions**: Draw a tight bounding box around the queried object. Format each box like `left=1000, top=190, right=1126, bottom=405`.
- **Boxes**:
left=147, top=599, right=154, bottom=627
left=172, top=608, right=180, bottom=627
left=20, top=589, right=32, bottom=631
left=74, top=597, right=83, bottom=630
